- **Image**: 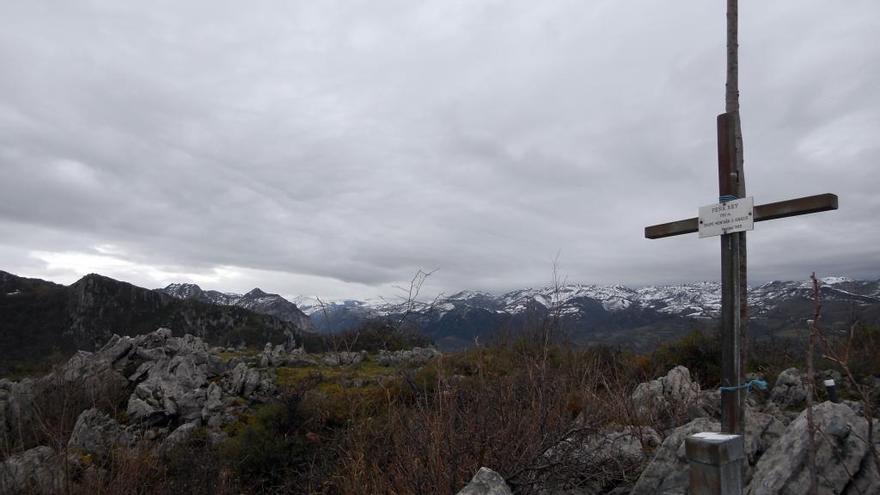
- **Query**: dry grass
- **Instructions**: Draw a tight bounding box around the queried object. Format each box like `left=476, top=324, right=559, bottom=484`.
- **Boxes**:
left=8, top=319, right=879, bottom=494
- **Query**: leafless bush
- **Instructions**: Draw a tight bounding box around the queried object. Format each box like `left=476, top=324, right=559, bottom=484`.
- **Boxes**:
left=805, top=273, right=880, bottom=492
left=330, top=340, right=651, bottom=494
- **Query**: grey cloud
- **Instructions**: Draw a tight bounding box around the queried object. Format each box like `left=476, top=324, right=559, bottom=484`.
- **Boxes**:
left=0, top=0, right=878, bottom=298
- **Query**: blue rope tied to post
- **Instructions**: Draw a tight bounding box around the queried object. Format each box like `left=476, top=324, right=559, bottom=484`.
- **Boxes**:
left=719, top=379, right=768, bottom=393
left=719, top=194, right=739, bottom=203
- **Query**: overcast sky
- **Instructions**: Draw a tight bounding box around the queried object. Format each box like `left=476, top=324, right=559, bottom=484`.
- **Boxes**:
left=1, top=1, right=878, bottom=301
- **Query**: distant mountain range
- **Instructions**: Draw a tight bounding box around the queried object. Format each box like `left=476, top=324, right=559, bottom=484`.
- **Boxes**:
left=3, top=270, right=879, bottom=372
left=0, top=271, right=313, bottom=375
left=159, top=277, right=880, bottom=351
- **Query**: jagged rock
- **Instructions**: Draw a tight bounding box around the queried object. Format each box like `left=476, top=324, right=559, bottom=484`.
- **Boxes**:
left=631, top=366, right=701, bottom=423
left=321, top=351, right=367, bottom=366
left=127, top=353, right=209, bottom=425
left=201, top=382, right=224, bottom=413
left=259, top=343, right=288, bottom=368
left=549, top=425, right=660, bottom=467
left=286, top=347, right=319, bottom=367
left=2, top=352, right=129, bottom=452
left=60, top=348, right=131, bottom=402
left=842, top=400, right=864, bottom=416
left=843, top=422, right=880, bottom=495
left=687, top=388, right=721, bottom=421
left=376, top=347, right=441, bottom=367
left=202, top=382, right=237, bottom=429
left=747, top=401, right=871, bottom=494
left=25, top=328, right=276, bottom=437
left=100, top=328, right=240, bottom=429
left=0, top=445, right=64, bottom=494
left=0, top=378, right=35, bottom=449
left=456, top=467, right=512, bottom=495
left=540, top=425, right=659, bottom=493
left=160, top=421, right=200, bottom=453
left=226, top=362, right=276, bottom=401
left=67, top=408, right=129, bottom=459
left=630, top=417, right=720, bottom=495
left=744, top=409, right=785, bottom=466
left=769, top=368, right=807, bottom=411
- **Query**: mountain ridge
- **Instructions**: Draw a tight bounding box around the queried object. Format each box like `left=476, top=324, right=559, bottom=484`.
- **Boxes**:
left=157, top=283, right=311, bottom=330
left=0, top=270, right=312, bottom=375
left=289, top=277, right=880, bottom=350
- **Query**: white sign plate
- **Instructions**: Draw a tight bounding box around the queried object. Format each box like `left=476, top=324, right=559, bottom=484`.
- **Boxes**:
left=698, top=197, right=754, bottom=238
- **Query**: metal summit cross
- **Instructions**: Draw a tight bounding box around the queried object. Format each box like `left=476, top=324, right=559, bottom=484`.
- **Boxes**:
left=643, top=1, right=838, bottom=444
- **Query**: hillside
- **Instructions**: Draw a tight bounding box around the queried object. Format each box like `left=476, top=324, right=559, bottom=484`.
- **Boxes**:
left=0, top=271, right=310, bottom=375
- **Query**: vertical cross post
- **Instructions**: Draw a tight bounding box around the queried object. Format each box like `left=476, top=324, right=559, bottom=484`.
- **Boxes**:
left=718, top=113, right=746, bottom=435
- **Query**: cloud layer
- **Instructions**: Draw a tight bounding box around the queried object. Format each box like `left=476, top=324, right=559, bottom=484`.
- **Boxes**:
left=1, top=1, right=878, bottom=299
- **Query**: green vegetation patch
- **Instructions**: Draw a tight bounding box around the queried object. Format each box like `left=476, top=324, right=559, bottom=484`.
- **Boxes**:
left=276, top=358, right=396, bottom=389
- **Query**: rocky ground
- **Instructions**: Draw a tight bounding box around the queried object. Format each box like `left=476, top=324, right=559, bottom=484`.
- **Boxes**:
left=458, top=366, right=880, bottom=495
left=0, top=328, right=439, bottom=494
left=2, top=328, right=878, bottom=494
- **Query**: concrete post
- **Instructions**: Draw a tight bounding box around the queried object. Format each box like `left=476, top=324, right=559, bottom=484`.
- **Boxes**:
left=686, top=432, right=744, bottom=495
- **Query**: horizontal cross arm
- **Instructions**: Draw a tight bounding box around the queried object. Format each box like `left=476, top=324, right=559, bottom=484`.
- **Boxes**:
left=644, top=193, right=838, bottom=239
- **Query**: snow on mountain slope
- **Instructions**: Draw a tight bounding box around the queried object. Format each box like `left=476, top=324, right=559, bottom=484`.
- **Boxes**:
left=161, top=278, right=879, bottom=338
left=309, top=277, right=880, bottom=322
left=158, top=284, right=312, bottom=330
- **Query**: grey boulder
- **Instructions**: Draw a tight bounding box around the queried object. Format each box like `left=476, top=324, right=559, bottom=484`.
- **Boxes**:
left=0, top=445, right=64, bottom=495
left=377, top=347, right=441, bottom=367
left=768, top=368, right=807, bottom=411
left=456, top=467, right=513, bottom=495
left=747, top=401, right=874, bottom=494
left=321, top=351, right=367, bottom=366
left=127, top=353, right=210, bottom=425
left=630, top=366, right=701, bottom=424
left=630, top=417, right=720, bottom=495
left=259, top=343, right=288, bottom=368
left=67, top=408, right=130, bottom=459
left=226, top=362, right=276, bottom=401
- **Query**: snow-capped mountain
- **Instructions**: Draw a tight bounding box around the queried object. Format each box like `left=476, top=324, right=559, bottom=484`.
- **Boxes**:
left=301, top=277, right=880, bottom=350
left=309, top=277, right=878, bottom=319
left=158, top=283, right=312, bottom=330
left=161, top=283, right=240, bottom=305
left=159, top=278, right=880, bottom=351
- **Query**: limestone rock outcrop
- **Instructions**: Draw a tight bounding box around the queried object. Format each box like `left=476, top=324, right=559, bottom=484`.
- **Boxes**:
left=67, top=408, right=130, bottom=459
left=747, top=401, right=876, bottom=494
left=2, top=328, right=277, bottom=457
left=630, top=365, right=701, bottom=424
left=744, top=409, right=785, bottom=467
left=321, top=351, right=367, bottom=366
left=0, top=378, right=36, bottom=449
left=259, top=343, right=287, bottom=368
left=630, top=417, right=720, bottom=495
left=0, top=446, right=64, bottom=495
left=377, top=347, right=441, bottom=367
left=456, top=467, right=513, bottom=495
left=768, top=367, right=807, bottom=411
left=226, top=362, right=276, bottom=401
left=548, top=425, right=660, bottom=470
